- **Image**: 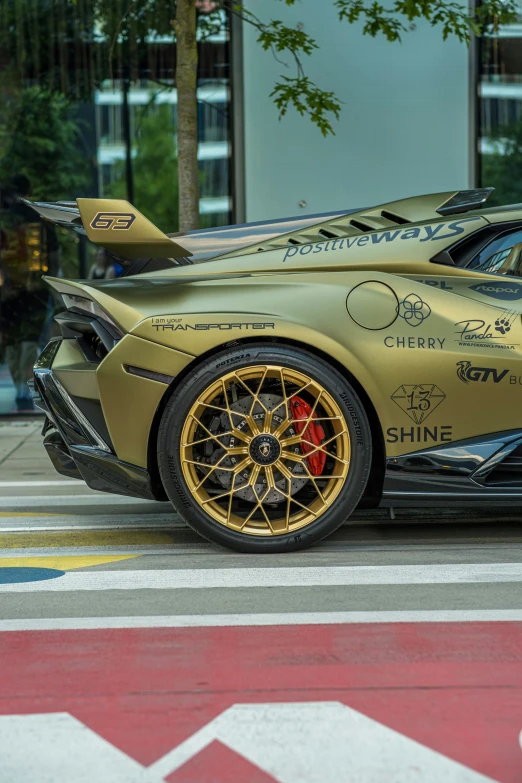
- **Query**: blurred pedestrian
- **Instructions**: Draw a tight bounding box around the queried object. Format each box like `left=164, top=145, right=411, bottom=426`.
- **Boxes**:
left=0, top=173, right=60, bottom=411
left=88, top=248, right=116, bottom=280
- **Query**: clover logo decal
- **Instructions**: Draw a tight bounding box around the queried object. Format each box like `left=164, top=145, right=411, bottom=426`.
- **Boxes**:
left=397, top=293, right=431, bottom=327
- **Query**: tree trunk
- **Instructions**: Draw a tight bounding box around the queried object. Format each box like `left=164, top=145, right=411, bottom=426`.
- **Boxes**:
left=171, top=0, right=199, bottom=232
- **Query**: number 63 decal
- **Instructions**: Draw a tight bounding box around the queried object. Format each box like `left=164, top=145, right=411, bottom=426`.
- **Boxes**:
left=90, top=212, right=136, bottom=230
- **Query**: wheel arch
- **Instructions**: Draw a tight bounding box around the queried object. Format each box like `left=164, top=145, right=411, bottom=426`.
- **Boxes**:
left=147, top=336, right=386, bottom=507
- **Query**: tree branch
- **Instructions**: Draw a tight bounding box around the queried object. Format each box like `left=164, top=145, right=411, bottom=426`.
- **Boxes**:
left=221, top=0, right=342, bottom=136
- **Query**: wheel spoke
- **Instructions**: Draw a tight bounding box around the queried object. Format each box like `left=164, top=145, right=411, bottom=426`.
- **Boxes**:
left=193, top=402, right=253, bottom=439
left=240, top=479, right=272, bottom=529
left=248, top=463, right=262, bottom=488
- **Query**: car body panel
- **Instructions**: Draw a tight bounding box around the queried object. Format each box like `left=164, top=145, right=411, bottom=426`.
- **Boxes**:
left=25, top=188, right=522, bottom=509
left=96, top=335, right=194, bottom=467
left=52, top=339, right=100, bottom=400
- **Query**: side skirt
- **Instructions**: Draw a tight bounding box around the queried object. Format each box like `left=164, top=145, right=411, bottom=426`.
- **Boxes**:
left=69, top=446, right=157, bottom=501
left=381, top=429, right=522, bottom=506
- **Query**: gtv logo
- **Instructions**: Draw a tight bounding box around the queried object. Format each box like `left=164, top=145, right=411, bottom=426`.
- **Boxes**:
left=456, top=361, right=509, bottom=384
left=0, top=704, right=495, bottom=782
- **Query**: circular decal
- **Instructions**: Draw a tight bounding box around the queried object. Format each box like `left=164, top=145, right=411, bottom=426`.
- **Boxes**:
left=346, top=281, right=399, bottom=330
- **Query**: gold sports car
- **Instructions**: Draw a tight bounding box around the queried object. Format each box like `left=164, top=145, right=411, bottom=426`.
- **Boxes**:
left=27, top=188, right=522, bottom=552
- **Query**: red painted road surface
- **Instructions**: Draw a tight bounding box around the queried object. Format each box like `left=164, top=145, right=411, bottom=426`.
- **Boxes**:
left=1, top=622, right=522, bottom=781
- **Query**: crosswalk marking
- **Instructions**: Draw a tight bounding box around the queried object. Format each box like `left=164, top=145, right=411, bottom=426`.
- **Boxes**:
left=149, top=702, right=496, bottom=782
left=2, top=609, right=522, bottom=632
left=1, top=562, right=522, bottom=592
left=0, top=705, right=497, bottom=782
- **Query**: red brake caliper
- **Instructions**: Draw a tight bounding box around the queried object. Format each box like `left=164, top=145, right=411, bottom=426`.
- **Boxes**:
left=289, top=395, right=326, bottom=476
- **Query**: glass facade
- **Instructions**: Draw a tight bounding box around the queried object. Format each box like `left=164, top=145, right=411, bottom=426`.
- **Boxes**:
left=478, top=3, right=522, bottom=205
left=0, top=1, right=232, bottom=414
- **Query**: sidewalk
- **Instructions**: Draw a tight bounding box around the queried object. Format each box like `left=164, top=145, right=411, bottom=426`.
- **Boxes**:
left=0, top=420, right=62, bottom=483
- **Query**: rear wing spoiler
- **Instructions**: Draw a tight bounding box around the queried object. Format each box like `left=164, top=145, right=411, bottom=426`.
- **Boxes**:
left=22, top=198, right=192, bottom=259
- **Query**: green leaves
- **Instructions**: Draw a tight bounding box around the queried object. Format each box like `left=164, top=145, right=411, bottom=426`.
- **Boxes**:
left=235, top=5, right=338, bottom=135
left=337, top=0, right=405, bottom=40
left=257, top=19, right=318, bottom=57
left=335, top=0, right=518, bottom=44
left=256, top=0, right=518, bottom=135
left=0, top=86, right=88, bottom=200
left=271, top=76, right=342, bottom=138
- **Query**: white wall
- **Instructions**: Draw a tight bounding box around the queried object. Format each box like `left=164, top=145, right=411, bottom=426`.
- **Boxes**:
left=241, top=0, right=470, bottom=221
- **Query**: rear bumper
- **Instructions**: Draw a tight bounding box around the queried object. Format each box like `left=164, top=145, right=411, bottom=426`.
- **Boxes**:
left=33, top=339, right=159, bottom=501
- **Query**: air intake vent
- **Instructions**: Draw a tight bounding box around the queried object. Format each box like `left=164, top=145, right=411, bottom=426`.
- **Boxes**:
left=484, top=444, right=522, bottom=486
left=349, top=219, right=374, bottom=232
left=381, top=210, right=409, bottom=225
left=437, top=188, right=494, bottom=216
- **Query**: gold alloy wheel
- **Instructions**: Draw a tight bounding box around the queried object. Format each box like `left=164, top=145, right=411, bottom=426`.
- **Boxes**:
left=180, top=365, right=351, bottom=536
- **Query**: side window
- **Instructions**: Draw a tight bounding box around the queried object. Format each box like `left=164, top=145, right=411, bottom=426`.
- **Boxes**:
left=467, top=229, right=522, bottom=276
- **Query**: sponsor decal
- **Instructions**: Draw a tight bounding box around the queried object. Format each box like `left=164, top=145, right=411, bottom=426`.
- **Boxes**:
left=216, top=353, right=252, bottom=368
left=152, top=317, right=182, bottom=324
left=456, top=361, right=509, bottom=384
left=384, top=336, right=445, bottom=349
left=454, top=315, right=518, bottom=350
left=152, top=322, right=275, bottom=332
left=494, top=317, right=511, bottom=335
left=391, top=384, right=445, bottom=424
left=386, top=425, right=453, bottom=444
left=339, top=392, right=364, bottom=445
left=168, top=454, right=190, bottom=507
left=469, top=282, right=522, bottom=301
left=282, top=217, right=483, bottom=262
left=90, top=212, right=136, bottom=230
left=415, top=279, right=453, bottom=290
left=396, top=294, right=431, bottom=327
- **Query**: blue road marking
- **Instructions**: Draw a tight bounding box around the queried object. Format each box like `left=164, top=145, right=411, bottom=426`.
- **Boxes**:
left=0, top=567, right=65, bottom=584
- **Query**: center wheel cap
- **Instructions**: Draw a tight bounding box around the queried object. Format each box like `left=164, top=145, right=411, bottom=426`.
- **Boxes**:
left=249, top=434, right=281, bottom=466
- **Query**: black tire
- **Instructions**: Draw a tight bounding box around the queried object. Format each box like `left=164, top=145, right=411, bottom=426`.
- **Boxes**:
left=157, top=343, right=372, bottom=553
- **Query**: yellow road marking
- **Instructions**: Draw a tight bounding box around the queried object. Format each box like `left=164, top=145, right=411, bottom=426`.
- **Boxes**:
left=0, top=530, right=175, bottom=549
left=0, top=555, right=139, bottom=570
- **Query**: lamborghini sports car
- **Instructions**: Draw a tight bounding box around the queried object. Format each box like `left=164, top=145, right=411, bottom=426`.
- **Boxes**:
left=26, top=188, right=522, bottom=552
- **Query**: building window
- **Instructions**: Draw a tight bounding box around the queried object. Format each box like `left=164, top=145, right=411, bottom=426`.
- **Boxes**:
left=0, top=3, right=233, bottom=414
left=478, top=4, right=522, bottom=205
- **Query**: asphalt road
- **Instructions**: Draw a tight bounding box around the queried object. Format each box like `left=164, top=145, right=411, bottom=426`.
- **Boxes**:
left=2, top=419, right=522, bottom=782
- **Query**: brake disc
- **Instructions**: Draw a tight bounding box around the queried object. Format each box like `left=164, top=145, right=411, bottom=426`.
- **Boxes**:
left=212, top=393, right=308, bottom=504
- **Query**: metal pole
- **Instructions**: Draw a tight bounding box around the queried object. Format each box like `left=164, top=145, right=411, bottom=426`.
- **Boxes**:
left=229, top=4, right=246, bottom=224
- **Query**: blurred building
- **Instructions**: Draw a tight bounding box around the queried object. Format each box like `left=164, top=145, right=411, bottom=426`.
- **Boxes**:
left=96, top=81, right=230, bottom=223
left=0, top=0, right=521, bottom=413
left=239, top=0, right=522, bottom=220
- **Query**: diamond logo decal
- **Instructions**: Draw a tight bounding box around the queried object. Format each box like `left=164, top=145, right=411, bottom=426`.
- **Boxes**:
left=391, top=384, right=446, bottom=424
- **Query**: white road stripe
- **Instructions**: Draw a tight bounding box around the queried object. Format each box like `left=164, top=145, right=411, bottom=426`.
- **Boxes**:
left=0, top=522, right=181, bottom=532
left=0, top=545, right=205, bottom=557
left=1, top=562, right=522, bottom=592
left=0, top=495, right=170, bottom=508
left=1, top=609, right=522, bottom=632
left=0, top=480, right=81, bottom=487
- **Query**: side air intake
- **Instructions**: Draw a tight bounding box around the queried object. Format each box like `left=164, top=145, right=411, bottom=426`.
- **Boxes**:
left=483, top=444, right=522, bottom=486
